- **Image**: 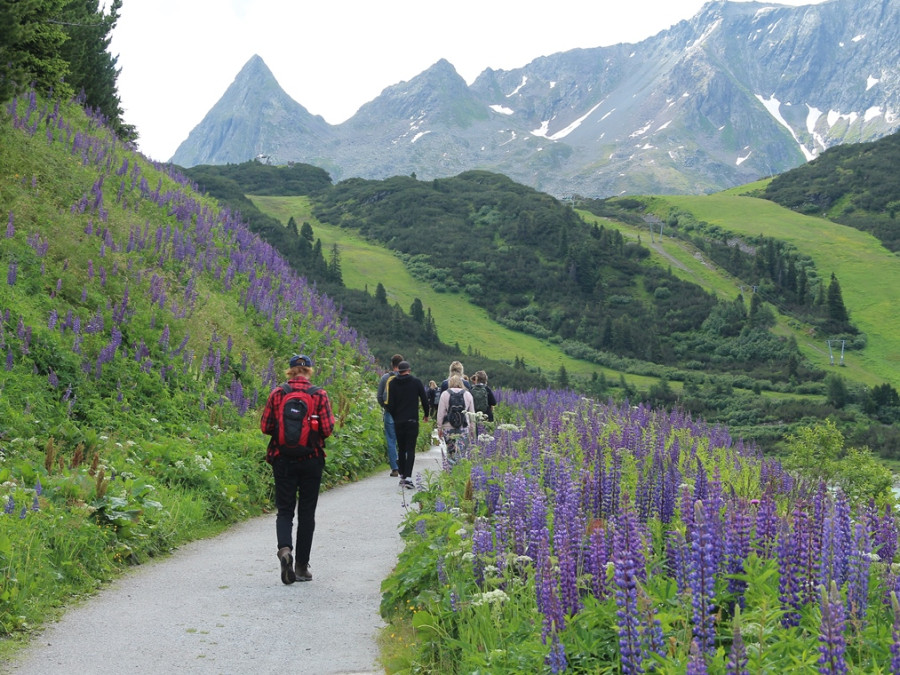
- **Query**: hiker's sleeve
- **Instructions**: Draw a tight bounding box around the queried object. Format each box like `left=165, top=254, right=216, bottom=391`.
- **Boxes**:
left=419, top=382, right=429, bottom=417
left=316, top=391, right=335, bottom=440
left=376, top=374, right=386, bottom=408
left=436, top=391, right=447, bottom=425
left=260, top=389, right=278, bottom=435
left=488, top=388, right=498, bottom=407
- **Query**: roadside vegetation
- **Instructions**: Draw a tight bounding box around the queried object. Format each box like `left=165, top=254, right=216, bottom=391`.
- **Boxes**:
left=0, top=92, right=385, bottom=647
left=380, top=392, right=898, bottom=673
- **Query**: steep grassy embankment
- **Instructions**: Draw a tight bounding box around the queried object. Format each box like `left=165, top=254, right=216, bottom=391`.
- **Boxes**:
left=0, top=93, right=384, bottom=645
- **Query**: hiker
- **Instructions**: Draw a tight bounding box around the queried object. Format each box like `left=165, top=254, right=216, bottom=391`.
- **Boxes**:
left=261, top=353, right=335, bottom=585
left=376, top=354, right=403, bottom=477
left=470, top=370, right=497, bottom=435
left=427, top=380, right=439, bottom=418
left=384, top=360, right=430, bottom=489
left=436, top=373, right=475, bottom=464
left=439, top=360, right=472, bottom=393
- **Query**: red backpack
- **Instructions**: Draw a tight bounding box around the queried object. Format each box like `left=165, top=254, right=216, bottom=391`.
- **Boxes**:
left=274, top=383, right=322, bottom=459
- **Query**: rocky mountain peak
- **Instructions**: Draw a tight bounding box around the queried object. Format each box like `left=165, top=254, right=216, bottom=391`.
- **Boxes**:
left=171, top=0, right=900, bottom=198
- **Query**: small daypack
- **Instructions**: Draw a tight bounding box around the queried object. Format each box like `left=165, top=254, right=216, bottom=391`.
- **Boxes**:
left=444, top=389, right=467, bottom=430
left=470, top=383, right=489, bottom=415
left=381, top=374, right=396, bottom=407
left=276, top=383, right=322, bottom=457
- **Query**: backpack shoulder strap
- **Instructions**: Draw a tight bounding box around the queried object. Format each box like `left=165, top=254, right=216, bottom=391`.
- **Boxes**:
left=282, top=383, right=320, bottom=395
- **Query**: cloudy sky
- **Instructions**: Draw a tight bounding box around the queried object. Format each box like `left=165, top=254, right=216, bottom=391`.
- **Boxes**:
left=108, top=0, right=826, bottom=162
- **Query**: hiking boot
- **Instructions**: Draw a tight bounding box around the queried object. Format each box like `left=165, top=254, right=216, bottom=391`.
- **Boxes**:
left=277, top=547, right=295, bottom=585
left=295, top=562, right=312, bottom=582
left=403, top=479, right=415, bottom=490
left=389, top=469, right=399, bottom=477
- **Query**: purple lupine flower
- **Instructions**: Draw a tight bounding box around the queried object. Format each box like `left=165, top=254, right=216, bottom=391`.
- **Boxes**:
left=613, top=509, right=646, bottom=675
left=875, top=503, right=898, bottom=566
left=35, top=478, right=42, bottom=496
left=5, top=349, right=13, bottom=371
left=19, top=506, right=27, bottom=519
left=891, top=592, right=900, bottom=674
left=7, top=260, right=16, bottom=286
left=32, top=495, right=39, bottom=511
left=639, top=588, right=666, bottom=663
left=726, top=607, right=749, bottom=675
left=818, top=581, right=848, bottom=675
left=472, top=516, right=493, bottom=587
left=689, top=501, right=717, bottom=654
left=686, top=639, right=708, bottom=675
left=4, top=497, right=13, bottom=514
left=535, top=525, right=564, bottom=638
left=545, top=632, right=567, bottom=674
left=846, top=523, right=871, bottom=626
left=48, top=370, right=59, bottom=387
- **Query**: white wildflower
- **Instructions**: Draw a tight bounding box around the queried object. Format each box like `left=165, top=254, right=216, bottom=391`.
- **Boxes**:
left=496, top=423, right=520, bottom=433
left=471, top=589, right=509, bottom=607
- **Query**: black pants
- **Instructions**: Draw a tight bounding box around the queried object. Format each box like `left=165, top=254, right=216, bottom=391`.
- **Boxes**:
left=394, top=419, right=419, bottom=479
left=273, top=456, right=325, bottom=565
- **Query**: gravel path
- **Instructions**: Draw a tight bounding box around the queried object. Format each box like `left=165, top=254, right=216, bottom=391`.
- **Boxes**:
left=4, top=446, right=444, bottom=674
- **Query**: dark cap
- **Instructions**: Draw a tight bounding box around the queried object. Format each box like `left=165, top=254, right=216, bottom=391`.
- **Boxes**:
left=397, top=360, right=411, bottom=372
left=289, top=354, right=313, bottom=368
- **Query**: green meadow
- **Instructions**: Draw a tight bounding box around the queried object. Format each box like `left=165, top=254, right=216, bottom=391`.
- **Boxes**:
left=639, top=194, right=900, bottom=388
left=249, top=195, right=661, bottom=389
left=580, top=207, right=883, bottom=387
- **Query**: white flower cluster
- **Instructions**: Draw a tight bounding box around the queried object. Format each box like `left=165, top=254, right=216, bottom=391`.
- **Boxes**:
left=470, top=589, right=509, bottom=607
left=194, top=451, right=213, bottom=471
left=495, top=423, right=521, bottom=433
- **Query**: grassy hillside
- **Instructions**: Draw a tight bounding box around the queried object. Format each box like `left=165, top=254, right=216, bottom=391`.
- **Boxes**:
left=0, top=93, right=385, bottom=643
left=761, top=130, right=900, bottom=251
left=640, top=194, right=900, bottom=388
left=582, top=208, right=885, bottom=388
left=248, top=195, right=660, bottom=390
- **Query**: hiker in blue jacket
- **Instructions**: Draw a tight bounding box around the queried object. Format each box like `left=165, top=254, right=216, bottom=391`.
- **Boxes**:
left=376, top=354, right=403, bottom=476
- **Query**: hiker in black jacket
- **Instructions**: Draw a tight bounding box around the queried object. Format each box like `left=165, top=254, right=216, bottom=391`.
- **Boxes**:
left=385, top=361, right=430, bottom=489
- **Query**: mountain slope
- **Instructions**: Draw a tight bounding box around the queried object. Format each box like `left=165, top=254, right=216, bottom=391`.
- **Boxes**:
left=171, top=0, right=900, bottom=198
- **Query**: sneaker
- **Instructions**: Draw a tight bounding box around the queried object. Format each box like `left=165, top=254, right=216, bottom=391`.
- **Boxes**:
left=389, top=469, right=399, bottom=477
left=277, top=547, right=295, bottom=585
left=295, top=562, right=312, bottom=582
left=403, top=479, right=415, bottom=490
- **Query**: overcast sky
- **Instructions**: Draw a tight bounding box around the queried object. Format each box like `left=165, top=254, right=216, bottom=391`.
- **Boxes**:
left=108, top=0, right=826, bottom=162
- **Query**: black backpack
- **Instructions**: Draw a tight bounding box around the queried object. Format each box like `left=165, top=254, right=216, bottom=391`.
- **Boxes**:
left=444, top=389, right=467, bottom=430
left=470, top=383, right=489, bottom=415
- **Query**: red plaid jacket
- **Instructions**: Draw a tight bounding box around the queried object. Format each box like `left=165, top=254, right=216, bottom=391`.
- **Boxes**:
left=260, top=376, right=335, bottom=460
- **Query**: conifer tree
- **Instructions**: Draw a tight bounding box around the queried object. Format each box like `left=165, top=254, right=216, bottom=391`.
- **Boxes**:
left=826, top=273, right=849, bottom=327
left=327, top=243, right=342, bottom=284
